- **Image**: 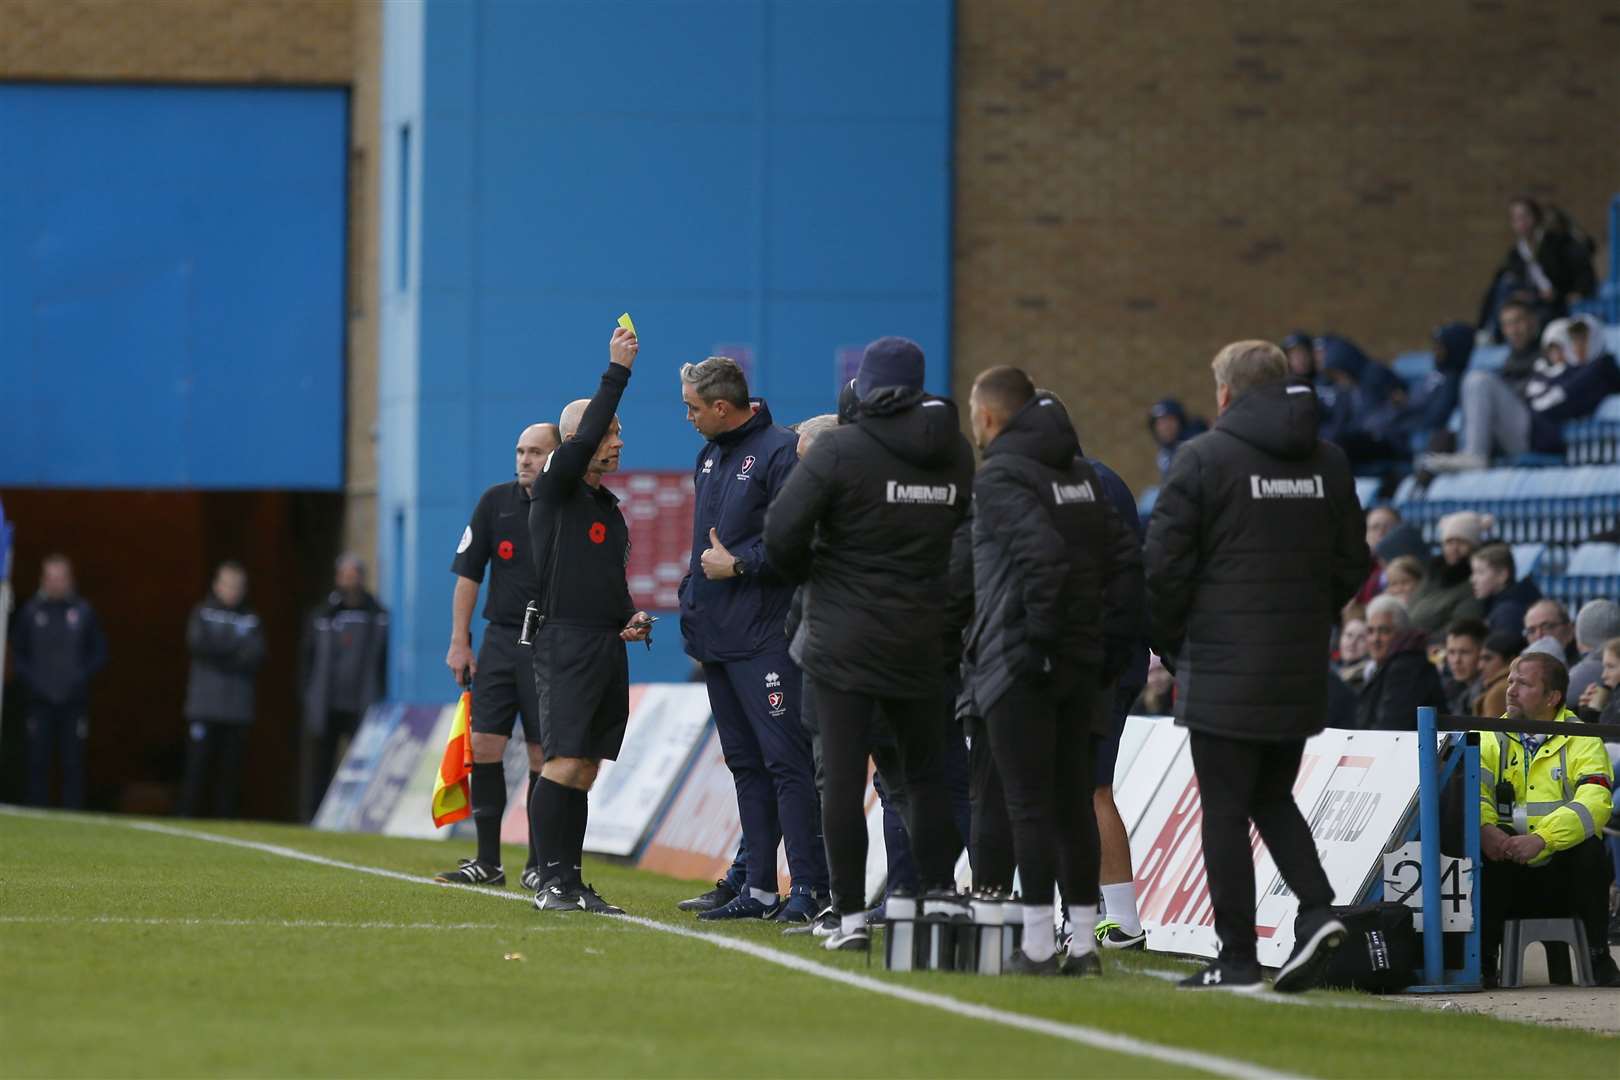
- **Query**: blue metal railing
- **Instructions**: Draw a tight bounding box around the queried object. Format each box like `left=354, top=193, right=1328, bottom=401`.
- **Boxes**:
left=1412, top=707, right=1482, bottom=991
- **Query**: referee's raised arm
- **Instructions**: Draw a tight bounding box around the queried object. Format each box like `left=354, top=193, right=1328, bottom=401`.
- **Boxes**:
left=535, top=329, right=637, bottom=503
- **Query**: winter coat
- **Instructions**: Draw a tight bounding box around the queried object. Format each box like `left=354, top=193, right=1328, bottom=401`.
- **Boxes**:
left=1482, top=577, right=1542, bottom=636
left=1143, top=380, right=1369, bottom=741
left=679, top=401, right=799, bottom=663
left=764, top=389, right=975, bottom=699
left=1473, top=668, right=1509, bottom=719
left=9, top=593, right=106, bottom=707
left=1356, top=628, right=1446, bottom=731
left=1527, top=351, right=1620, bottom=453
left=300, top=590, right=388, bottom=734
left=184, top=596, right=265, bottom=724
left=1408, top=557, right=1482, bottom=637
left=963, top=395, right=1141, bottom=719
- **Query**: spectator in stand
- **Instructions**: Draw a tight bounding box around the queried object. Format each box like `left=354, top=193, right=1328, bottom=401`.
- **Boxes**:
left=1336, top=617, right=1372, bottom=691
left=1575, top=637, right=1620, bottom=725
left=1474, top=629, right=1525, bottom=718
left=1146, top=398, right=1206, bottom=481
left=1408, top=511, right=1488, bottom=635
left=1315, top=335, right=1409, bottom=468
left=1523, top=598, right=1581, bottom=672
left=1131, top=653, right=1173, bottom=715
left=9, top=554, right=107, bottom=808
left=1470, top=543, right=1541, bottom=635
left=1477, top=195, right=1598, bottom=338
left=1282, top=331, right=1315, bottom=380
left=1568, top=600, right=1620, bottom=705
left=1362, top=515, right=1430, bottom=612
left=179, top=562, right=265, bottom=818
left=1357, top=595, right=1446, bottom=731
left=1355, top=506, right=1402, bottom=605
left=1422, top=299, right=1541, bottom=472
left=1410, top=322, right=1478, bottom=451
left=1382, top=555, right=1426, bottom=605
left=1442, top=618, right=1489, bottom=716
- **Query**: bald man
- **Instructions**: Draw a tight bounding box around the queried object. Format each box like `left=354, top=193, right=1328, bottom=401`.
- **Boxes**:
left=528, top=327, right=651, bottom=915
left=434, top=421, right=561, bottom=888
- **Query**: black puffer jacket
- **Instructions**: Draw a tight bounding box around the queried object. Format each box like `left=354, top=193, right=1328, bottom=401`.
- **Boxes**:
left=765, top=389, right=975, bottom=699
left=1356, top=628, right=1446, bottom=731
left=184, top=596, right=266, bottom=725
left=1144, top=380, right=1369, bottom=741
left=964, top=396, right=1142, bottom=718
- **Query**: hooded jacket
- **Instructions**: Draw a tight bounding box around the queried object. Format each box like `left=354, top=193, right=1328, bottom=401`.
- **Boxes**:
left=963, top=396, right=1142, bottom=719
left=1144, top=380, right=1369, bottom=741
left=1356, top=627, right=1446, bottom=731
left=184, top=594, right=266, bottom=724
left=1317, top=336, right=1403, bottom=445
left=1482, top=576, right=1542, bottom=636
left=679, top=400, right=799, bottom=663
left=765, top=389, right=975, bottom=699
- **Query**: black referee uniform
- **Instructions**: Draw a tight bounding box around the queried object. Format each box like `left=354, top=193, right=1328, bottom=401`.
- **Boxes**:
left=529, top=359, right=640, bottom=912
left=445, top=479, right=545, bottom=877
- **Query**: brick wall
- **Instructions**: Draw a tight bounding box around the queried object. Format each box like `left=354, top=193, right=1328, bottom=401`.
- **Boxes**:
left=953, top=0, right=1620, bottom=493
left=0, top=0, right=382, bottom=558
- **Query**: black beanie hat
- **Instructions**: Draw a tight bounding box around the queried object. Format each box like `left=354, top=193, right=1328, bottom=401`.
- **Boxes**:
left=856, top=336, right=925, bottom=398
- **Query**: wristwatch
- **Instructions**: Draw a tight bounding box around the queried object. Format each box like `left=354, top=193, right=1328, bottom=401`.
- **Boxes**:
left=732, top=558, right=746, bottom=577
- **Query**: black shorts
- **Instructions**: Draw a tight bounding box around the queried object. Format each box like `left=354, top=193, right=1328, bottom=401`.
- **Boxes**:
left=1092, top=682, right=1140, bottom=788
left=531, top=622, right=629, bottom=761
left=470, top=626, right=542, bottom=742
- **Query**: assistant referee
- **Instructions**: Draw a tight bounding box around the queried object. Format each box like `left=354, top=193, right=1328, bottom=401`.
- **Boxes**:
left=434, top=421, right=559, bottom=889
left=529, top=326, right=651, bottom=915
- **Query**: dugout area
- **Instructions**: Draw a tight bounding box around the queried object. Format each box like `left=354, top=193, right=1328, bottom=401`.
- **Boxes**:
left=0, top=488, right=344, bottom=818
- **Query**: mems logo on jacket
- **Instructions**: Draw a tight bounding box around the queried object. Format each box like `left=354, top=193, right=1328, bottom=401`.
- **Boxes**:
left=885, top=481, right=959, bottom=505
left=1248, top=475, right=1325, bottom=499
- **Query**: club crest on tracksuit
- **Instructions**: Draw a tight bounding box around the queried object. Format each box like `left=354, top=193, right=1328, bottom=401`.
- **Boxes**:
left=736, top=455, right=756, bottom=481
left=767, top=691, right=785, bottom=716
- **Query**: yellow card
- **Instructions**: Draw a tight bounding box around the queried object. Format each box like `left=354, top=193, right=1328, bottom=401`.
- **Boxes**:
left=617, top=312, right=637, bottom=338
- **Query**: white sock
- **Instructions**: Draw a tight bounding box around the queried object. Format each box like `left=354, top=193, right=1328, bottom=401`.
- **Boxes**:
left=749, top=887, right=777, bottom=905
left=840, top=911, right=866, bottom=936
left=1067, top=905, right=1098, bottom=957
left=1100, top=882, right=1142, bottom=935
left=1022, top=904, right=1056, bottom=961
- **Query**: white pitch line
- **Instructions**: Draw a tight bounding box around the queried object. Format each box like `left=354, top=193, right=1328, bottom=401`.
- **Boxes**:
left=0, top=915, right=507, bottom=931
left=0, top=807, right=1304, bottom=1080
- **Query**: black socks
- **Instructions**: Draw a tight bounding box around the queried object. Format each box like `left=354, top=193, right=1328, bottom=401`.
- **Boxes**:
left=531, top=776, right=589, bottom=888
left=471, top=762, right=506, bottom=867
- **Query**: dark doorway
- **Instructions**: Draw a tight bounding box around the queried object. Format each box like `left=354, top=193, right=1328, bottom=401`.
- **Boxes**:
left=1, top=489, right=344, bottom=820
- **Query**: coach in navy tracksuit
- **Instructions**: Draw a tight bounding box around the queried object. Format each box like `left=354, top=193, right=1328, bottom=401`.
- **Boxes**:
left=678, top=356, right=828, bottom=923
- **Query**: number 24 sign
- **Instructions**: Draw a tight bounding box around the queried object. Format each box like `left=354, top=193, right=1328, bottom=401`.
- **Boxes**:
left=1382, top=842, right=1474, bottom=931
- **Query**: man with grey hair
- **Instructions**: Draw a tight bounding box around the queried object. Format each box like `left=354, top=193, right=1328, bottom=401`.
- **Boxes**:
left=1146, top=339, right=1370, bottom=991
left=676, top=357, right=828, bottom=922
left=1569, top=599, right=1620, bottom=704
left=300, top=552, right=389, bottom=820
left=1357, top=595, right=1445, bottom=731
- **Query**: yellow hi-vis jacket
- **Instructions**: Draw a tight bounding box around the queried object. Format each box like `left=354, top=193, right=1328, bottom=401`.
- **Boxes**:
left=1479, top=707, right=1614, bottom=866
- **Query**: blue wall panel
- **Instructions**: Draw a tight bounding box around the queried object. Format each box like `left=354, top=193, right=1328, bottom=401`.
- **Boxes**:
left=0, top=84, right=348, bottom=489
left=382, top=0, right=953, bottom=697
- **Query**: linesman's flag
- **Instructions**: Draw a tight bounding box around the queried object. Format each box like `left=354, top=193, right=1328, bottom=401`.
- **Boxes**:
left=431, top=691, right=474, bottom=827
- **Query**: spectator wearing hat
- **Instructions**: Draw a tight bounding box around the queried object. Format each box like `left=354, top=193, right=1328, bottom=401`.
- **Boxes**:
left=1314, top=335, right=1409, bottom=467
left=1473, top=629, right=1525, bottom=717
left=1407, top=511, right=1488, bottom=635
left=1410, top=322, right=1478, bottom=449
left=1470, top=543, right=1541, bottom=636
left=1568, top=600, right=1620, bottom=705
left=1146, top=398, right=1206, bottom=481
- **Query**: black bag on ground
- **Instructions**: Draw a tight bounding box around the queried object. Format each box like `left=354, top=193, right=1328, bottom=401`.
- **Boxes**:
left=1317, top=902, right=1418, bottom=993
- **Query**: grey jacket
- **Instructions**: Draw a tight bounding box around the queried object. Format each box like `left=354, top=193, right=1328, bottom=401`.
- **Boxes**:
left=183, top=598, right=265, bottom=724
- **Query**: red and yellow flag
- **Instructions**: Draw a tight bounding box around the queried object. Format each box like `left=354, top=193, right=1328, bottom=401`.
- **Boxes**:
left=431, top=691, right=474, bottom=827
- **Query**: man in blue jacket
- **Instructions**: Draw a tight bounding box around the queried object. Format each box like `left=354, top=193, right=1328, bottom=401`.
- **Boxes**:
left=678, top=357, right=828, bottom=923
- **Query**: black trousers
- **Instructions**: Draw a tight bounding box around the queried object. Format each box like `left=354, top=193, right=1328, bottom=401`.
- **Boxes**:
left=179, top=720, right=249, bottom=818
left=306, top=709, right=362, bottom=820
left=1189, top=731, right=1333, bottom=965
left=1481, top=835, right=1612, bottom=976
left=985, top=672, right=1100, bottom=908
left=967, top=712, right=1017, bottom=895
left=813, top=678, right=956, bottom=915
left=25, top=702, right=87, bottom=809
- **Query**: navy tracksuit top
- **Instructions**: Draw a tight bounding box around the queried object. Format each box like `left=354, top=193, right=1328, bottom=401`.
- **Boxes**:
left=679, top=401, right=798, bottom=663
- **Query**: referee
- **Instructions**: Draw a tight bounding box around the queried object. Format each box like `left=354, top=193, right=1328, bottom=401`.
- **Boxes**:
left=434, top=421, right=560, bottom=888
left=529, top=326, right=652, bottom=915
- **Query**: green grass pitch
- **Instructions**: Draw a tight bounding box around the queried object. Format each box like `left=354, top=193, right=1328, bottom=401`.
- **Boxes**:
left=1, top=808, right=1610, bottom=1078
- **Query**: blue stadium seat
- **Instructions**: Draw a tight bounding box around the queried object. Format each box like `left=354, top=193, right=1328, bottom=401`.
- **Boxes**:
left=1542, top=542, right=1620, bottom=612
left=1355, top=477, right=1380, bottom=508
